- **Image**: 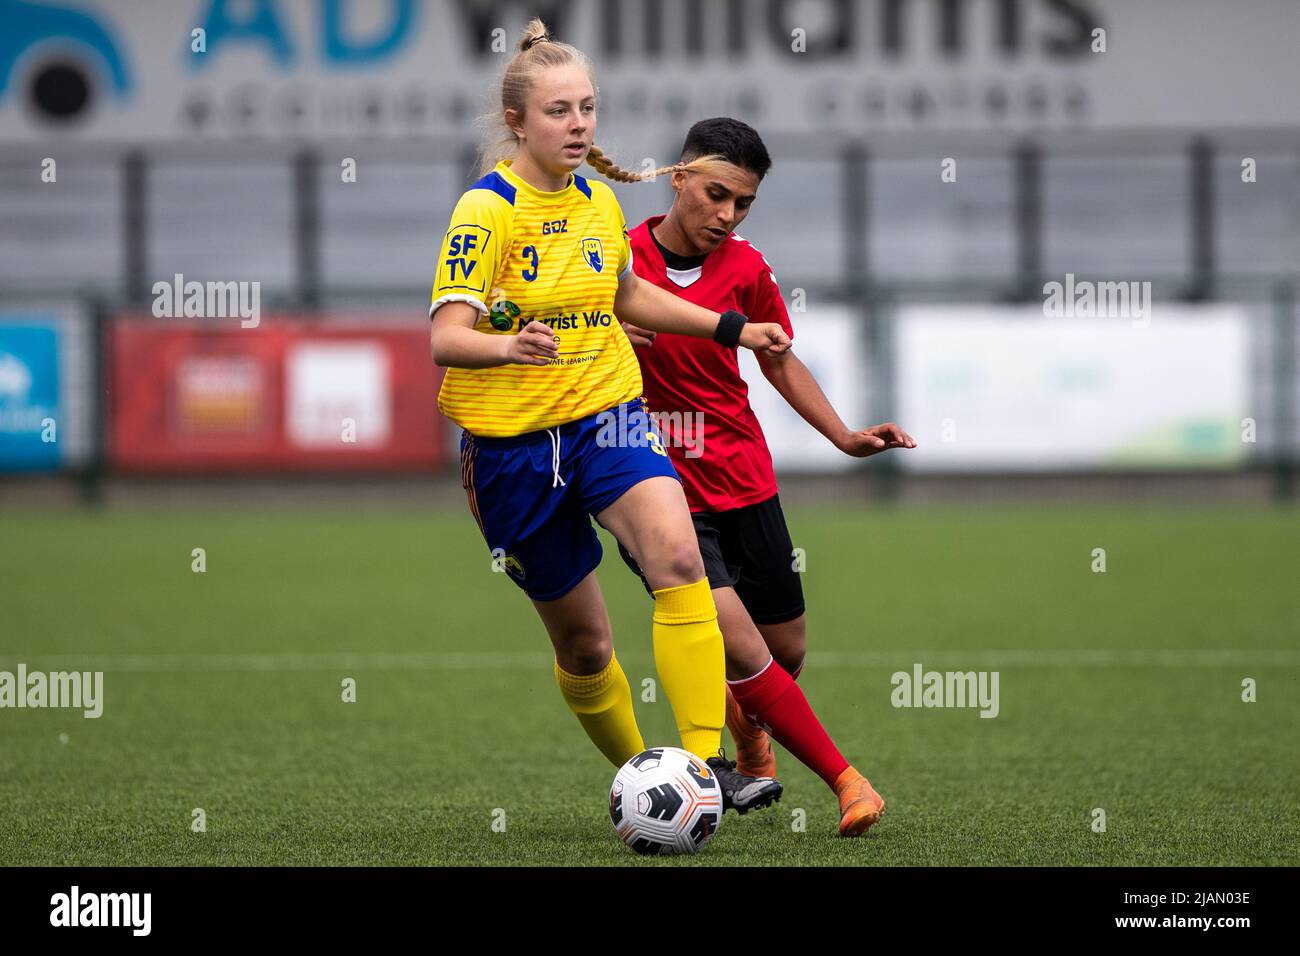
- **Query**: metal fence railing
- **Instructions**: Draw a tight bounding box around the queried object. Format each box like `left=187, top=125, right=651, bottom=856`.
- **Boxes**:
left=2, top=129, right=1298, bottom=303
left=1, top=129, right=1297, bottom=499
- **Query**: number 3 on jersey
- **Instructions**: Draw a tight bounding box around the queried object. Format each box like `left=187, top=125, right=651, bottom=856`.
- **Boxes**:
left=521, top=245, right=539, bottom=282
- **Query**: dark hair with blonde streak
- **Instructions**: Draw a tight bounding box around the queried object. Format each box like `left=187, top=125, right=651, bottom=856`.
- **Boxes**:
left=476, top=18, right=726, bottom=183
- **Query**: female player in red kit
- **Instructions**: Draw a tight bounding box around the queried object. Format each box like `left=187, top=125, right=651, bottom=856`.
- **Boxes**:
left=619, top=118, right=916, bottom=836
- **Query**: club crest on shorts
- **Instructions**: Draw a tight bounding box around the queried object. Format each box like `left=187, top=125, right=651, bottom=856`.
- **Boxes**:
left=581, top=237, right=604, bottom=273
left=503, top=554, right=525, bottom=580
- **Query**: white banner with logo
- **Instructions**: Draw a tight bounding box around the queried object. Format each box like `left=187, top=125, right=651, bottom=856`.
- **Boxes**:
left=739, top=304, right=867, bottom=474
left=894, top=304, right=1251, bottom=471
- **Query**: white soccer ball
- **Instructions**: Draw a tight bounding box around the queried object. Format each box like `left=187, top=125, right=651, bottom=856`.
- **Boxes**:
left=609, top=746, right=724, bottom=855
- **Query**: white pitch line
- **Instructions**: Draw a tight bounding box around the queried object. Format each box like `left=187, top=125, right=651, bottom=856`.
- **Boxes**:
left=0, top=649, right=1297, bottom=673
left=817, top=649, right=1300, bottom=668
left=0, top=652, right=552, bottom=672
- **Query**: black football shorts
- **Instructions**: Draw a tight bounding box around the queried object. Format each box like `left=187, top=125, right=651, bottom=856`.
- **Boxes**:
left=617, top=493, right=806, bottom=625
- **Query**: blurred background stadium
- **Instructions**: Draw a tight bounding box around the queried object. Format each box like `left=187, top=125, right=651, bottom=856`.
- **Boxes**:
left=1, top=0, right=1297, bottom=866
left=1, top=0, right=1297, bottom=499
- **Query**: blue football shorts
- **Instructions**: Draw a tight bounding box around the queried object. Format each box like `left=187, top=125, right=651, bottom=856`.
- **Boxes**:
left=458, top=397, right=679, bottom=602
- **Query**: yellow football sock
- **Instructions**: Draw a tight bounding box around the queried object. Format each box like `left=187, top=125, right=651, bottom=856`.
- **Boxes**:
left=652, top=578, right=725, bottom=760
left=554, top=651, right=645, bottom=768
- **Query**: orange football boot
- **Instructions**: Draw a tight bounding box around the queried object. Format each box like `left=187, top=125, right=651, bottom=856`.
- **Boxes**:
left=724, top=684, right=777, bottom=778
left=834, top=766, right=886, bottom=837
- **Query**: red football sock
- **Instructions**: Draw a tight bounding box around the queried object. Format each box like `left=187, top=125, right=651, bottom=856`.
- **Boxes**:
left=727, top=658, right=849, bottom=788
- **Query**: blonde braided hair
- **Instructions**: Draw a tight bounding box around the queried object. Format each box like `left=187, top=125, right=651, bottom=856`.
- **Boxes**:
left=477, top=19, right=728, bottom=184
left=584, top=144, right=730, bottom=183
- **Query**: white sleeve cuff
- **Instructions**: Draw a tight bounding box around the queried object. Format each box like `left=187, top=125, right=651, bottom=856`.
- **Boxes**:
left=618, top=248, right=634, bottom=279
left=429, top=294, right=488, bottom=319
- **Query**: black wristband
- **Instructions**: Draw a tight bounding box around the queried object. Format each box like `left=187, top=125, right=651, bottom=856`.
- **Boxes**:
left=713, top=309, right=747, bottom=348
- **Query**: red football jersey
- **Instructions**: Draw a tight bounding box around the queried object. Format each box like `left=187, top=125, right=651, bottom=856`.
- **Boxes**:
left=628, top=215, right=795, bottom=513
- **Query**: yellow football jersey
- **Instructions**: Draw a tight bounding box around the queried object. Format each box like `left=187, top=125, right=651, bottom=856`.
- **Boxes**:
left=429, top=158, right=643, bottom=437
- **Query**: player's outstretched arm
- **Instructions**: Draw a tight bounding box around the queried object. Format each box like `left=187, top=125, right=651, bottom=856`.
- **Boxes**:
left=614, top=272, right=790, bottom=355
left=758, top=350, right=917, bottom=457
left=431, top=301, right=558, bottom=368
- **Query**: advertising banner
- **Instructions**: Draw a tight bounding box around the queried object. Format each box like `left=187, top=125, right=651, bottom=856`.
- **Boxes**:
left=894, top=304, right=1251, bottom=471
left=0, top=305, right=92, bottom=472
left=738, top=305, right=868, bottom=474
left=2, top=0, right=1297, bottom=146
left=0, top=321, right=60, bottom=470
left=108, top=315, right=445, bottom=472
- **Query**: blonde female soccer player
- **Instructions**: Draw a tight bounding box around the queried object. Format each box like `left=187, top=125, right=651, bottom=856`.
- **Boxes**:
left=429, top=19, right=789, bottom=814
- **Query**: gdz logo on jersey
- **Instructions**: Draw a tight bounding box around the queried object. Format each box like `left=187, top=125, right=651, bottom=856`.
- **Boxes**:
left=581, top=237, right=604, bottom=274
left=442, top=225, right=491, bottom=293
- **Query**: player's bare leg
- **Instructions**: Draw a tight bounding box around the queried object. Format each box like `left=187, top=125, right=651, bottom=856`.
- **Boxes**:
left=756, top=614, right=807, bottom=678
left=597, top=476, right=706, bottom=591
left=531, top=570, right=614, bottom=675
left=532, top=571, right=646, bottom=767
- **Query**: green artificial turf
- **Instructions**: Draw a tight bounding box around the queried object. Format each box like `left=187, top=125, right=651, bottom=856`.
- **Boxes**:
left=1, top=504, right=1296, bottom=866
